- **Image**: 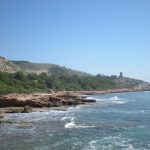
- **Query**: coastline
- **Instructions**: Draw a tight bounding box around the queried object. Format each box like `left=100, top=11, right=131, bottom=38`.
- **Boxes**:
left=0, top=88, right=150, bottom=119
left=0, top=91, right=95, bottom=121
left=57, top=88, right=150, bottom=96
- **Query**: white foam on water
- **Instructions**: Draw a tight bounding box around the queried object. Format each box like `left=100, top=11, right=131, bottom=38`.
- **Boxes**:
left=102, top=109, right=149, bottom=115
left=111, top=100, right=127, bottom=104
left=88, top=140, right=99, bottom=150
left=64, top=117, right=95, bottom=129
left=96, top=99, right=127, bottom=105
left=86, top=96, right=94, bottom=100
left=61, top=112, right=70, bottom=121
left=65, top=117, right=75, bottom=128
left=34, top=145, right=49, bottom=150
left=82, top=140, right=99, bottom=150
left=143, top=91, right=150, bottom=93
left=87, top=95, right=128, bottom=105
left=61, top=106, right=79, bottom=121
left=109, top=96, right=127, bottom=104
left=82, top=135, right=141, bottom=150
left=5, top=109, right=67, bottom=123
left=109, top=96, right=121, bottom=100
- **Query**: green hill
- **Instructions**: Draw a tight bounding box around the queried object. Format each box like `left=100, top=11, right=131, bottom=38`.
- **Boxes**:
left=0, top=56, right=150, bottom=95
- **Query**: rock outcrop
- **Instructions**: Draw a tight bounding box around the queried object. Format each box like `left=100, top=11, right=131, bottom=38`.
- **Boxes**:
left=0, top=93, right=95, bottom=111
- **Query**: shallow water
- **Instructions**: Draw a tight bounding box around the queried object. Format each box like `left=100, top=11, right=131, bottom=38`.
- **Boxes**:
left=0, top=91, right=150, bottom=150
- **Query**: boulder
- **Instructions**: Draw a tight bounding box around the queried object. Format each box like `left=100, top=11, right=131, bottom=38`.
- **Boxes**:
left=22, top=106, right=32, bottom=113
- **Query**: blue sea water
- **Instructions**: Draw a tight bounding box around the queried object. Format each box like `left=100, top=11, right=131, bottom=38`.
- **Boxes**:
left=0, top=91, right=150, bottom=150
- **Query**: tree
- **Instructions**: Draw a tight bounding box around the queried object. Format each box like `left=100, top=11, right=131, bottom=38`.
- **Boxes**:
left=14, top=72, right=26, bottom=81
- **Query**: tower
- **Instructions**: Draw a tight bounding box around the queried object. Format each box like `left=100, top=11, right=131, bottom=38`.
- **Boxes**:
left=119, top=72, right=123, bottom=78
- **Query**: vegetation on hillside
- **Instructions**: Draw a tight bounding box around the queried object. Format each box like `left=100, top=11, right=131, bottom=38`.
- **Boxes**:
left=0, top=55, right=149, bottom=95
left=11, top=61, right=91, bottom=77
left=0, top=72, right=116, bottom=95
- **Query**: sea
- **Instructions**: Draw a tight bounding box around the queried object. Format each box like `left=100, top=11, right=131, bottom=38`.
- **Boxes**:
left=0, top=91, right=150, bottom=150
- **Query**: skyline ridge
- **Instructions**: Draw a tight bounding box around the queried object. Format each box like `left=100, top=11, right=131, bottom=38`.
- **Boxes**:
left=0, top=55, right=149, bottom=83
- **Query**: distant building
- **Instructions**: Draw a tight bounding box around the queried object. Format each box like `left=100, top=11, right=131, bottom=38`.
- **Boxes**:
left=111, top=75, right=117, bottom=79
left=119, top=72, right=123, bottom=78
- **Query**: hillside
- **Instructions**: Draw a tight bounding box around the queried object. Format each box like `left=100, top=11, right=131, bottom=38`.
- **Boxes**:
left=114, top=77, right=150, bottom=90
left=0, top=56, right=91, bottom=77
left=0, top=56, right=150, bottom=95
left=0, top=56, right=21, bottom=73
left=11, top=61, right=92, bottom=77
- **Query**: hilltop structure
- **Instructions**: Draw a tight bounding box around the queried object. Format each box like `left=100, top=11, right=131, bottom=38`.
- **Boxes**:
left=119, top=72, right=123, bottom=78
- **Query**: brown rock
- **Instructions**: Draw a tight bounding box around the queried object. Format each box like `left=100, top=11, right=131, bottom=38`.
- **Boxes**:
left=3, top=107, right=24, bottom=113
left=0, top=110, right=4, bottom=119
left=0, top=92, right=95, bottom=110
left=22, top=106, right=32, bottom=113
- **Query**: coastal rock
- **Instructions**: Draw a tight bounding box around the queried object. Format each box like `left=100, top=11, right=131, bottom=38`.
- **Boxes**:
left=78, top=98, right=96, bottom=103
left=23, top=106, right=32, bottom=113
left=0, top=110, right=4, bottom=119
left=56, top=92, right=81, bottom=99
left=0, top=92, right=96, bottom=111
left=0, top=94, right=51, bottom=108
left=2, top=107, right=25, bottom=113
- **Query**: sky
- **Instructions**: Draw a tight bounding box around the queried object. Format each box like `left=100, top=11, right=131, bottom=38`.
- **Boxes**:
left=0, top=0, right=150, bottom=82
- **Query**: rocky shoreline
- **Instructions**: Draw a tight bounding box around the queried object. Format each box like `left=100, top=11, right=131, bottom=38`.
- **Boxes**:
left=0, top=89, right=149, bottom=121
left=0, top=92, right=96, bottom=120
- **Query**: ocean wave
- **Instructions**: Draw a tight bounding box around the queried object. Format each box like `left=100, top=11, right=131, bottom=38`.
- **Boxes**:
left=5, top=109, right=66, bottom=123
left=64, top=117, right=95, bottom=129
left=64, top=117, right=75, bottom=128
left=86, top=96, right=94, bottom=100
left=82, top=136, right=142, bottom=150
left=61, top=105, right=82, bottom=121
left=108, top=96, right=127, bottom=104
left=110, top=100, right=127, bottom=104
left=109, top=96, right=121, bottom=100
left=67, top=105, right=83, bottom=111
left=87, top=95, right=128, bottom=105
left=101, top=109, right=149, bottom=115
left=96, top=99, right=127, bottom=105
left=61, top=111, right=71, bottom=121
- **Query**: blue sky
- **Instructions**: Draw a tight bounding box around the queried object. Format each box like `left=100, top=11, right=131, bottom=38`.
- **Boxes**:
left=0, top=0, right=150, bottom=81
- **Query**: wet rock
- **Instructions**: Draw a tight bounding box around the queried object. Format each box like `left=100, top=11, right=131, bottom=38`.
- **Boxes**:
left=22, top=105, right=32, bottom=113
left=0, top=92, right=96, bottom=111
left=78, top=98, right=96, bottom=103
left=0, top=110, right=4, bottom=119
left=66, top=99, right=84, bottom=105
left=52, top=102, right=62, bottom=107
left=3, top=107, right=24, bottom=113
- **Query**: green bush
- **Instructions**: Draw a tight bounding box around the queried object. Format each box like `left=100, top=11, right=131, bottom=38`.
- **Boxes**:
left=0, top=71, right=117, bottom=95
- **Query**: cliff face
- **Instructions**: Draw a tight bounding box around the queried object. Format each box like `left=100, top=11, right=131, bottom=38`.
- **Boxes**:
left=114, top=77, right=150, bottom=91
left=0, top=57, right=21, bottom=73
